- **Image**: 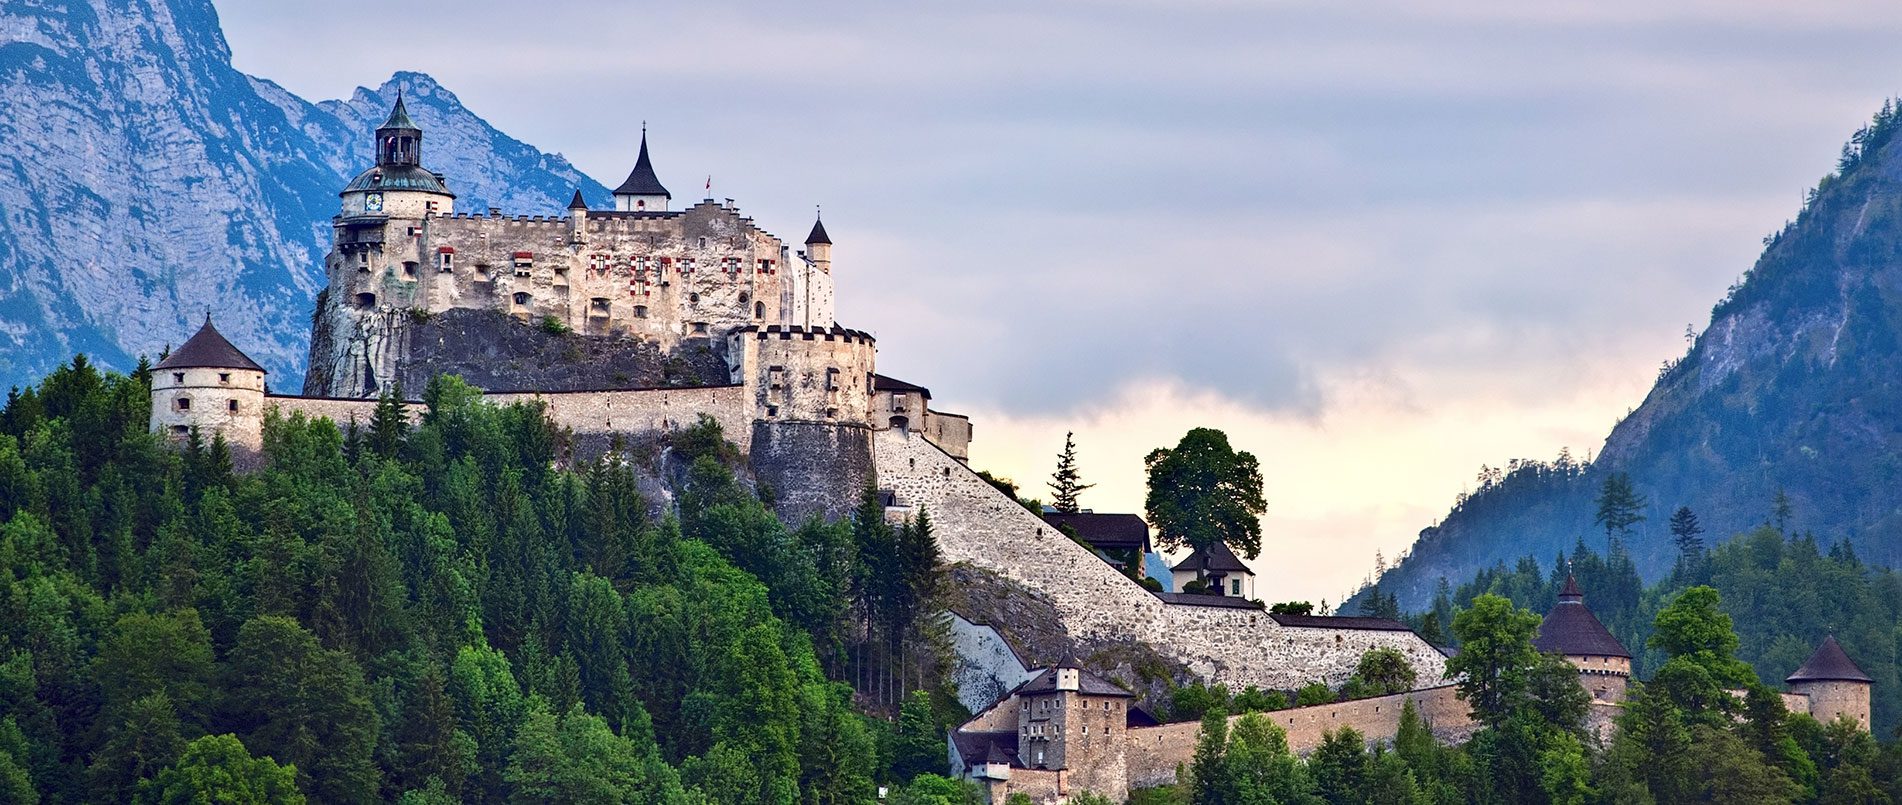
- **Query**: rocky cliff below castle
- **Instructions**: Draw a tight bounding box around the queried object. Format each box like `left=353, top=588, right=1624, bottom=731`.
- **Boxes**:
left=0, top=0, right=603, bottom=391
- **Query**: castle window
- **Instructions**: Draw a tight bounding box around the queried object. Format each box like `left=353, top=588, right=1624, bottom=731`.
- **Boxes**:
left=218, top=373, right=230, bottom=383
left=512, top=292, right=532, bottom=307
left=171, top=425, right=189, bottom=436
left=172, top=372, right=184, bottom=383
left=227, top=399, right=238, bottom=413
left=590, top=298, right=611, bottom=315
left=739, top=291, right=750, bottom=305
left=358, top=252, right=369, bottom=271
left=402, top=261, right=418, bottom=278
left=634, top=305, right=648, bottom=318
left=825, top=368, right=840, bottom=391
left=355, top=292, right=377, bottom=309
left=692, top=322, right=708, bottom=334
left=698, top=237, right=708, bottom=248
left=689, top=292, right=699, bottom=305
left=765, top=404, right=778, bottom=417
left=176, top=397, right=191, bottom=411
left=439, top=251, right=454, bottom=271
left=824, top=407, right=839, bottom=418
left=754, top=301, right=764, bottom=318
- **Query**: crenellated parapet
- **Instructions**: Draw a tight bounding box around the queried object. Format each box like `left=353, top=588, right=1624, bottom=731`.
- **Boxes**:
left=726, top=324, right=878, bottom=426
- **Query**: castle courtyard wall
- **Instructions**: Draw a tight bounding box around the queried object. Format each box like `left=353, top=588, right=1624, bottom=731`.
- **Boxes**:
left=874, top=429, right=1448, bottom=690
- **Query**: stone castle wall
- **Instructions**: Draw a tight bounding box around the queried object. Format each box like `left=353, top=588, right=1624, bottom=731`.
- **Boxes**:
left=874, top=428, right=1449, bottom=690
left=748, top=420, right=875, bottom=525
left=267, top=384, right=752, bottom=452
left=151, top=367, right=266, bottom=453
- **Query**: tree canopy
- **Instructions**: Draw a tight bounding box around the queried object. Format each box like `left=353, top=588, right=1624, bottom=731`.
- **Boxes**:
left=1144, top=428, right=1267, bottom=558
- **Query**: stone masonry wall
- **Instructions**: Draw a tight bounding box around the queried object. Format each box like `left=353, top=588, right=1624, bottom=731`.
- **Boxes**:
left=267, top=384, right=752, bottom=453
left=948, top=613, right=1040, bottom=714
left=749, top=421, right=874, bottom=525
left=875, top=429, right=1448, bottom=690
left=1121, top=685, right=1478, bottom=791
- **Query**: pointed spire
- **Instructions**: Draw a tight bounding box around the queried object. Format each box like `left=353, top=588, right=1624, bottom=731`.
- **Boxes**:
left=612, top=129, right=671, bottom=199
left=153, top=317, right=266, bottom=373
left=567, top=189, right=588, bottom=211
left=805, top=210, right=831, bottom=245
left=1559, top=573, right=1582, bottom=601
left=380, top=89, right=419, bottom=132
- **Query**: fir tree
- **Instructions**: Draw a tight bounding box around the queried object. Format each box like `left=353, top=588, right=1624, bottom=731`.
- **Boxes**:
left=1593, top=471, right=1646, bottom=554
left=1046, top=431, right=1094, bottom=514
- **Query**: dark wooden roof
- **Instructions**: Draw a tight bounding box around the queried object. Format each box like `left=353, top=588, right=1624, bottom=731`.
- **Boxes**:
left=951, top=731, right=1019, bottom=772
left=1154, top=591, right=1263, bottom=610
left=1270, top=613, right=1413, bottom=632
left=154, top=318, right=265, bottom=372
left=1171, top=541, right=1250, bottom=574
left=806, top=216, right=831, bottom=244
left=1012, top=665, right=1134, bottom=698
left=1787, top=636, right=1872, bottom=683
left=612, top=132, right=670, bottom=198
left=1042, top=512, right=1150, bottom=552
left=567, top=189, right=587, bottom=210
left=873, top=374, right=931, bottom=400
left=1531, top=575, right=1630, bottom=658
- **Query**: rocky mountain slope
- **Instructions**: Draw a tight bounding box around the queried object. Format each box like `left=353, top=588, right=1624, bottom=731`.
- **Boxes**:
left=0, top=0, right=607, bottom=391
left=1363, top=103, right=1902, bottom=610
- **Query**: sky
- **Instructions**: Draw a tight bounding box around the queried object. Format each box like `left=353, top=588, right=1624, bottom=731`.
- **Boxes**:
left=219, top=0, right=1902, bottom=605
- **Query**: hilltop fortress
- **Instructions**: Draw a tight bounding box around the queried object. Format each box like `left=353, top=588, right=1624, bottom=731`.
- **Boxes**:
left=148, top=98, right=1871, bottom=803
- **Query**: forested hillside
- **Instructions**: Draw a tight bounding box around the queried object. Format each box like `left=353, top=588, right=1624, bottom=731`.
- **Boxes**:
left=1411, top=526, right=1902, bottom=736
left=1366, top=99, right=1902, bottom=611
left=0, top=358, right=976, bottom=803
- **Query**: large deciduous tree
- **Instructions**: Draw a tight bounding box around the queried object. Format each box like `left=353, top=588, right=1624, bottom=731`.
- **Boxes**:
left=1144, top=428, right=1267, bottom=558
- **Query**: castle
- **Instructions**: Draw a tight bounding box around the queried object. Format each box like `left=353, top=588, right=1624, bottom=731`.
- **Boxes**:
left=148, top=98, right=1872, bottom=804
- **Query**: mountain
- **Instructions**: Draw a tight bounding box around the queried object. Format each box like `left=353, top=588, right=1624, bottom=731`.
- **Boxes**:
left=0, top=0, right=608, bottom=392
left=1364, top=102, right=1902, bottom=611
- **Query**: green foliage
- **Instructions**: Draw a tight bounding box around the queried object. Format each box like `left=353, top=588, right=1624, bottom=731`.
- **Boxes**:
left=1295, top=683, right=1333, bottom=707
left=537, top=315, right=570, bottom=336
left=1592, top=471, right=1646, bottom=549
left=0, top=363, right=918, bottom=803
left=1347, top=647, right=1416, bottom=698
left=1144, top=428, right=1267, bottom=558
left=137, top=734, right=304, bottom=805
left=1047, top=431, right=1094, bottom=514
left=1269, top=601, right=1314, bottom=616
left=890, top=773, right=983, bottom=805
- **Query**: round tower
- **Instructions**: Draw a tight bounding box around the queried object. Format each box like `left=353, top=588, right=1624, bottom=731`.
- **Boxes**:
left=1532, top=574, right=1632, bottom=702
left=612, top=127, right=671, bottom=212
left=1786, top=635, right=1872, bottom=730
left=567, top=188, right=589, bottom=244
left=150, top=316, right=268, bottom=456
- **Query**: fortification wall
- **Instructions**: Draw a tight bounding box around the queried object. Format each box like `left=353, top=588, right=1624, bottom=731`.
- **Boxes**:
left=729, top=325, right=878, bottom=426
left=749, top=420, right=874, bottom=524
left=949, top=614, right=1040, bottom=714
left=876, top=429, right=1447, bottom=690
left=152, top=367, right=266, bottom=454
left=1123, top=685, right=1478, bottom=791
left=267, top=385, right=751, bottom=452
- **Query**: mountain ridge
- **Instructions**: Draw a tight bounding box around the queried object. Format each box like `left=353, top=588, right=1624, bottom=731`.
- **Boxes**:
left=1362, top=101, right=1902, bottom=611
left=0, top=0, right=609, bottom=392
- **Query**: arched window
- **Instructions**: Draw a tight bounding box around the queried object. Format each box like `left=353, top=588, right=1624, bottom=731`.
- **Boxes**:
left=890, top=415, right=910, bottom=433
left=754, top=301, right=765, bottom=318
left=512, top=292, right=532, bottom=307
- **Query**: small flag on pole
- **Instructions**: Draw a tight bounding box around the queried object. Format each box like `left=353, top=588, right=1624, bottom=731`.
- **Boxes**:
left=705, top=175, right=712, bottom=194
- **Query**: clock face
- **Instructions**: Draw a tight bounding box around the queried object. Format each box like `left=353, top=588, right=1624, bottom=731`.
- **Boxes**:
left=365, top=192, right=384, bottom=212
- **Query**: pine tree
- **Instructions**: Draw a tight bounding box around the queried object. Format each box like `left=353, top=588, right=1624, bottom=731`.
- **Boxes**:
left=1771, top=488, right=1794, bottom=532
left=1669, top=506, right=1705, bottom=559
left=1593, top=472, right=1646, bottom=554
left=1046, top=432, right=1094, bottom=514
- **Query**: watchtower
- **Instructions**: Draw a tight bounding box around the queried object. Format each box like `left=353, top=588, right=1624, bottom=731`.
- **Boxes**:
left=1532, top=575, right=1632, bottom=702
left=1013, top=656, right=1133, bottom=800
left=1787, top=635, right=1872, bottom=730
left=149, top=316, right=268, bottom=456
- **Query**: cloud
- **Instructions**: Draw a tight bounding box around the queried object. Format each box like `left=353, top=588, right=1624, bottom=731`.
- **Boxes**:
left=213, top=0, right=1902, bottom=597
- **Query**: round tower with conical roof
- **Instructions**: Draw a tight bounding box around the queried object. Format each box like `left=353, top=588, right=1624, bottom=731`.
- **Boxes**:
left=150, top=316, right=268, bottom=455
left=1787, top=635, right=1872, bottom=729
left=1533, top=575, right=1632, bottom=702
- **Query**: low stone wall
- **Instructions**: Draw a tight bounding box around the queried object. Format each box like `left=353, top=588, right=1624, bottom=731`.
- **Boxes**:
left=268, top=384, right=752, bottom=452
left=1123, top=685, right=1478, bottom=790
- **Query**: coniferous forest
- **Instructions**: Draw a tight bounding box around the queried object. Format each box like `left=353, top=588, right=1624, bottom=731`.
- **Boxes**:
left=0, top=357, right=977, bottom=804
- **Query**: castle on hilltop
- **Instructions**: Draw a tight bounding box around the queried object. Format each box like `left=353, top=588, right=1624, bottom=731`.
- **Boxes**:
left=148, top=98, right=1872, bottom=805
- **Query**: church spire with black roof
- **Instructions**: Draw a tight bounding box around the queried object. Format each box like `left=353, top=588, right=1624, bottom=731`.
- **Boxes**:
left=613, top=125, right=671, bottom=211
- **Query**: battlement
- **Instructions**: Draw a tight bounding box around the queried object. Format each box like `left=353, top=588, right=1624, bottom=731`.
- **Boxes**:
left=732, top=324, right=876, bottom=345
